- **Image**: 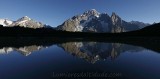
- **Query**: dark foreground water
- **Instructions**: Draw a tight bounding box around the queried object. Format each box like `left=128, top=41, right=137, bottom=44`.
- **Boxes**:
left=0, top=40, right=160, bottom=79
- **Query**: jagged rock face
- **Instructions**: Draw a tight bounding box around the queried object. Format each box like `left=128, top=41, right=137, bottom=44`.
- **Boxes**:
left=82, top=13, right=113, bottom=32
left=58, top=42, right=143, bottom=63
left=111, top=12, right=125, bottom=33
left=111, top=12, right=122, bottom=26
left=57, top=9, right=101, bottom=32
left=57, top=9, right=149, bottom=33
left=58, top=19, right=80, bottom=31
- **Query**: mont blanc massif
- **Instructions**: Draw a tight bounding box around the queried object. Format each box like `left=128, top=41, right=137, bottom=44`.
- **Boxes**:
left=0, top=9, right=150, bottom=33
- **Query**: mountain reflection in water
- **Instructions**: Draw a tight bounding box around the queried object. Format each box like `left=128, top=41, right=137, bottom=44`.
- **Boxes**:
left=0, top=37, right=160, bottom=79
left=58, top=42, right=143, bottom=63
left=0, top=41, right=145, bottom=63
left=0, top=37, right=160, bottom=61
left=0, top=45, right=47, bottom=56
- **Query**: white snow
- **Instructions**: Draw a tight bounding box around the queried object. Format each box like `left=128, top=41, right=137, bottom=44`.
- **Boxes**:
left=74, top=25, right=84, bottom=31
left=74, top=42, right=83, bottom=48
left=95, top=15, right=99, bottom=18
left=81, top=16, right=94, bottom=26
left=0, top=47, right=13, bottom=54
left=0, top=19, right=13, bottom=26
left=0, top=48, right=6, bottom=54
left=73, top=10, right=101, bottom=32
left=23, top=16, right=31, bottom=20
left=17, top=20, right=28, bottom=24
left=0, top=19, right=6, bottom=26
left=6, top=48, right=13, bottom=53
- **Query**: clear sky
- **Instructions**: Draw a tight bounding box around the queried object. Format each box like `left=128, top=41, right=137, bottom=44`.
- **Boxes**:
left=0, top=0, right=160, bottom=27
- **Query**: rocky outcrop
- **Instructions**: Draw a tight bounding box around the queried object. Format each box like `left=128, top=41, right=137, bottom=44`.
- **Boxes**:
left=111, top=12, right=125, bottom=33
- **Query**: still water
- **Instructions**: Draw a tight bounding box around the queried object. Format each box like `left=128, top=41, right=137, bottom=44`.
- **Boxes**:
left=0, top=41, right=160, bottom=79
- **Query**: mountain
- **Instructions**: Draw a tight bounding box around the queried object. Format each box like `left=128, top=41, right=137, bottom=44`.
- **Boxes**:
left=57, top=9, right=149, bottom=33
left=11, top=16, right=44, bottom=28
left=130, top=21, right=150, bottom=28
left=0, top=16, right=47, bottom=29
left=0, top=19, right=13, bottom=26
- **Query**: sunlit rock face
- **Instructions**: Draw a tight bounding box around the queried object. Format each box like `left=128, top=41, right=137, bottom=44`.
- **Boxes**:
left=57, top=9, right=149, bottom=33
left=111, top=12, right=124, bottom=33
left=58, top=42, right=143, bottom=64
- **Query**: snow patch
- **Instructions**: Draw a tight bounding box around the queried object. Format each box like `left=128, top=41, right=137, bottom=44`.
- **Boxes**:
left=74, top=25, right=84, bottom=31
left=17, top=20, right=28, bottom=24
left=95, top=15, right=99, bottom=18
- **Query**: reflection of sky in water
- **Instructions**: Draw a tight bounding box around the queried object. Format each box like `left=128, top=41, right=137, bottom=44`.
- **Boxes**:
left=0, top=43, right=160, bottom=79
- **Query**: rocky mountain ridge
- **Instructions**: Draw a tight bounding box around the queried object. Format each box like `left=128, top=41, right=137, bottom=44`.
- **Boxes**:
left=0, top=9, right=150, bottom=32
left=57, top=9, right=150, bottom=33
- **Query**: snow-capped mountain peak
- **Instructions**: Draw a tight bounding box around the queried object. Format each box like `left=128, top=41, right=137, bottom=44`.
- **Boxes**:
left=9, top=16, right=45, bottom=28
left=17, top=16, right=31, bottom=22
left=0, top=16, right=53, bottom=29
left=0, top=19, right=13, bottom=26
left=83, top=9, right=100, bottom=17
left=0, top=16, right=49, bottom=28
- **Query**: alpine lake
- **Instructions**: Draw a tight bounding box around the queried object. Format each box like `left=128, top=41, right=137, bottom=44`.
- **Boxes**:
left=0, top=37, right=160, bottom=79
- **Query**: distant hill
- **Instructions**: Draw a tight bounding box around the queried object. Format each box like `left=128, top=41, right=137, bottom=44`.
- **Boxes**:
left=122, top=23, right=160, bottom=36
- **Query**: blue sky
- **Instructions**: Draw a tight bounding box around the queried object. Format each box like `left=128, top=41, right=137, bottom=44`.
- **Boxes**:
left=0, top=0, right=160, bottom=27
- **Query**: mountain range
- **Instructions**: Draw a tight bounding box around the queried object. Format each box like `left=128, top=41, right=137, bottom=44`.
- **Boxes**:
left=0, top=9, right=150, bottom=32
left=0, top=16, right=48, bottom=29
left=57, top=9, right=150, bottom=33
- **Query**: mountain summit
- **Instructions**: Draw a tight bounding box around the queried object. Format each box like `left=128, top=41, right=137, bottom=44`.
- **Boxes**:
left=83, top=9, right=100, bottom=17
left=57, top=9, right=149, bottom=33
left=17, top=16, right=31, bottom=21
